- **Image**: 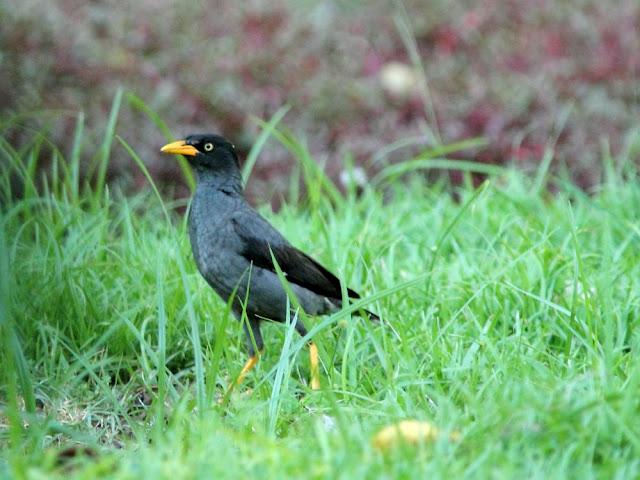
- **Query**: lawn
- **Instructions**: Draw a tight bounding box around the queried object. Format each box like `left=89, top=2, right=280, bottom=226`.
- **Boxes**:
left=1, top=119, right=639, bottom=478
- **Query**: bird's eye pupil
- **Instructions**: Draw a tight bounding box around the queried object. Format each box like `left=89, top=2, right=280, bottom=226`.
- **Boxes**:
left=204, top=143, right=213, bottom=151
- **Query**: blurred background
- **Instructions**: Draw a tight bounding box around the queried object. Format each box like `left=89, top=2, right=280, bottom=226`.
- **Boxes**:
left=2, top=0, right=639, bottom=201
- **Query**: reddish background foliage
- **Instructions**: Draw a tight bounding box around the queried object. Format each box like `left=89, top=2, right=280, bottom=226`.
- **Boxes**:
left=2, top=0, right=639, bottom=200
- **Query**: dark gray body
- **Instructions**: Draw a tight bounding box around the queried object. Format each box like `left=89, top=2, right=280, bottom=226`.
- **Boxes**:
left=188, top=176, right=334, bottom=321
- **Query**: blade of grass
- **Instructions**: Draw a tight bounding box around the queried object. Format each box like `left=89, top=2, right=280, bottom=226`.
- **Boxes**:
left=531, top=104, right=571, bottom=194
left=69, top=111, right=84, bottom=203
left=0, top=217, right=29, bottom=478
left=372, top=157, right=504, bottom=187
left=155, top=258, right=167, bottom=438
left=267, top=303, right=298, bottom=436
left=394, top=0, right=441, bottom=143
left=126, top=92, right=195, bottom=191
left=94, top=88, right=123, bottom=204
left=371, top=136, right=487, bottom=166
left=0, top=216, right=36, bottom=414
left=424, top=180, right=490, bottom=296
left=252, top=120, right=344, bottom=208
left=244, top=105, right=291, bottom=183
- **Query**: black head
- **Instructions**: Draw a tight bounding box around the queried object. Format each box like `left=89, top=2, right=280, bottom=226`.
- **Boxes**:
left=161, top=133, right=239, bottom=170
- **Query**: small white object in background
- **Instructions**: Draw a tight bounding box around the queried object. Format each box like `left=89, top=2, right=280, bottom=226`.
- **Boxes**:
left=321, top=414, right=337, bottom=432
left=379, top=62, right=418, bottom=99
left=339, top=167, right=368, bottom=190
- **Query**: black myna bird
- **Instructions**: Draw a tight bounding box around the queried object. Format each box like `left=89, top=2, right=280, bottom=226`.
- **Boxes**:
left=161, top=134, right=377, bottom=390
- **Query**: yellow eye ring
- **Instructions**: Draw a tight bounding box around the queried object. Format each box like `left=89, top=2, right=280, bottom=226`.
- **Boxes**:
left=204, top=143, right=214, bottom=152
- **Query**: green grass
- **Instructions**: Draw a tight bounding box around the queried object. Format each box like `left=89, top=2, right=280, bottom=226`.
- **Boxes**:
left=1, top=113, right=640, bottom=479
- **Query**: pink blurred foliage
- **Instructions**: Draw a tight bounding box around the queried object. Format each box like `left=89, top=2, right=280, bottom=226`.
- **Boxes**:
left=1, top=0, right=638, bottom=199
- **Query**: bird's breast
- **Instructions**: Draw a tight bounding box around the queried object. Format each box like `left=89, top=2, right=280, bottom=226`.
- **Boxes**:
left=188, top=190, right=245, bottom=296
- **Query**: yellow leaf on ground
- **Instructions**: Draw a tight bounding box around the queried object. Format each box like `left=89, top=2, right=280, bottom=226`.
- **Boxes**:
left=372, top=420, right=459, bottom=451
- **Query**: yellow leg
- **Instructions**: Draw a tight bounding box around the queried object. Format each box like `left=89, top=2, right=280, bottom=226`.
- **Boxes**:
left=221, top=354, right=260, bottom=402
left=309, top=342, right=320, bottom=390
left=236, top=354, right=259, bottom=386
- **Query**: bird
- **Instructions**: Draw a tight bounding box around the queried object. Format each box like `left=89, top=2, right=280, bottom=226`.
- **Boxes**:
left=160, top=133, right=377, bottom=391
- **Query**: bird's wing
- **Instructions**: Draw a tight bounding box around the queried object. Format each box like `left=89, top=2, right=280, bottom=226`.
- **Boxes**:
left=231, top=210, right=360, bottom=300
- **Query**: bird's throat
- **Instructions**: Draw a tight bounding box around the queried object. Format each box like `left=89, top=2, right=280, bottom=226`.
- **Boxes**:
left=194, top=167, right=243, bottom=196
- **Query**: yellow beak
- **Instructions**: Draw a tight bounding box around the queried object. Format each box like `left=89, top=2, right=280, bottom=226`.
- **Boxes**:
left=160, top=140, right=199, bottom=157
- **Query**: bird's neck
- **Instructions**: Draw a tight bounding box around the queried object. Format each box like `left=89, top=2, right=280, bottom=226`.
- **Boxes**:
left=194, top=167, right=243, bottom=195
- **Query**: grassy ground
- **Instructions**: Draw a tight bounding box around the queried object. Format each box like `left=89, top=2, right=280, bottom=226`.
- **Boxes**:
left=1, top=121, right=640, bottom=478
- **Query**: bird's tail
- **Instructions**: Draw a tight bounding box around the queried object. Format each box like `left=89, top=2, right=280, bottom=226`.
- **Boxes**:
left=355, top=308, right=380, bottom=322
left=325, top=294, right=380, bottom=322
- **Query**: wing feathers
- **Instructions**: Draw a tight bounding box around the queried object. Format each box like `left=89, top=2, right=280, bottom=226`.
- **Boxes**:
left=232, top=216, right=359, bottom=300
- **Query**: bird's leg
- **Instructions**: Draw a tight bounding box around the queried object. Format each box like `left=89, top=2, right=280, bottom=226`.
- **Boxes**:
left=236, top=318, right=264, bottom=387
left=295, top=321, right=320, bottom=390
left=223, top=351, right=261, bottom=401
left=224, top=318, right=264, bottom=400
left=236, top=354, right=260, bottom=386
left=308, top=342, right=320, bottom=390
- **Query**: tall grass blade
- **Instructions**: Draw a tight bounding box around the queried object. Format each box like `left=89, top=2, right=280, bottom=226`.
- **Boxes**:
left=94, top=88, right=123, bottom=203
left=244, top=105, right=291, bottom=183
left=126, top=92, right=195, bottom=191
left=69, top=111, right=84, bottom=203
left=252, top=120, right=343, bottom=207
left=0, top=216, right=36, bottom=414
left=394, top=0, right=441, bottom=143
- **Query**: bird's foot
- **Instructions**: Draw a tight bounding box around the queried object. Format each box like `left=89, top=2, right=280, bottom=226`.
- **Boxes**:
left=221, top=354, right=261, bottom=401
left=309, top=342, right=320, bottom=390
left=236, top=354, right=260, bottom=386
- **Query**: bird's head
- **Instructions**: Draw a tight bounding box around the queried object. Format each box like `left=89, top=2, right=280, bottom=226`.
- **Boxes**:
left=160, top=134, right=239, bottom=171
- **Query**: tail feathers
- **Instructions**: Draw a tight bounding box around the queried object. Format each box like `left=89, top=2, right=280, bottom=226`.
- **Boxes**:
left=354, top=307, right=380, bottom=322
left=325, top=297, right=380, bottom=321
left=353, top=308, right=380, bottom=322
left=347, top=287, right=379, bottom=321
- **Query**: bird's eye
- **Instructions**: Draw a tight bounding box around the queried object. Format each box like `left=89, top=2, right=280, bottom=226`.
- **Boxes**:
left=204, top=143, right=214, bottom=152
